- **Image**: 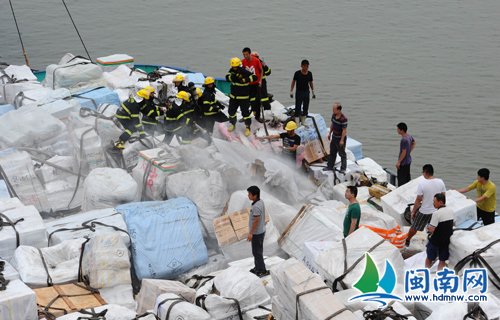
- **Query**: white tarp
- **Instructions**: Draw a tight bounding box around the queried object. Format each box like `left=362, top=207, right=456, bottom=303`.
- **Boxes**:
left=155, top=293, right=211, bottom=320
left=315, top=227, right=405, bottom=291
left=0, top=279, right=37, bottom=320
left=82, top=167, right=139, bottom=211
left=166, top=169, right=228, bottom=239
left=136, top=279, right=196, bottom=314
left=99, top=284, right=136, bottom=311
left=12, top=87, right=71, bottom=108
left=195, top=268, right=271, bottom=320
left=44, top=53, right=104, bottom=90
left=2, top=81, right=44, bottom=105
left=12, top=238, right=85, bottom=287
left=81, top=233, right=131, bottom=289
left=0, top=205, right=47, bottom=261
left=45, top=208, right=129, bottom=246
left=271, top=258, right=356, bottom=320
left=71, top=126, right=107, bottom=173
left=381, top=176, right=425, bottom=225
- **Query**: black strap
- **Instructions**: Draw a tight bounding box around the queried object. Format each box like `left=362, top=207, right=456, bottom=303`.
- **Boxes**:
left=463, top=303, right=488, bottom=320
left=222, top=297, right=244, bottom=320
left=295, top=286, right=331, bottom=320
left=0, top=260, right=10, bottom=291
left=333, top=239, right=386, bottom=291
left=156, top=297, right=185, bottom=319
left=195, top=294, right=208, bottom=311
left=38, top=309, right=58, bottom=320
left=453, top=221, right=481, bottom=231
left=325, top=307, right=349, bottom=320
left=0, top=212, right=24, bottom=247
left=363, top=306, right=410, bottom=320
left=454, top=238, right=500, bottom=291
left=76, top=307, right=107, bottom=320
left=184, top=274, right=215, bottom=289
left=47, top=225, right=90, bottom=246
left=134, top=312, right=161, bottom=320
left=37, top=248, right=53, bottom=286
left=78, top=237, right=92, bottom=284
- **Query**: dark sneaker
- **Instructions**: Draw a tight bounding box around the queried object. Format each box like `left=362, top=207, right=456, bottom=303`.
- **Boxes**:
left=322, top=167, right=333, bottom=171
left=256, top=270, right=270, bottom=277
left=249, top=268, right=257, bottom=274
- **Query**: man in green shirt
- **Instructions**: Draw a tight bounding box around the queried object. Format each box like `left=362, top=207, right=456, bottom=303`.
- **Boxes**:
left=458, top=168, right=497, bottom=225
left=343, top=186, right=361, bottom=237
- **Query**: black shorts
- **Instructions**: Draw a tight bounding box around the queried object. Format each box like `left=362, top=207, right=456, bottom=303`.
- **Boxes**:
left=477, top=207, right=495, bottom=226
left=426, top=241, right=449, bottom=261
left=411, top=210, right=432, bottom=231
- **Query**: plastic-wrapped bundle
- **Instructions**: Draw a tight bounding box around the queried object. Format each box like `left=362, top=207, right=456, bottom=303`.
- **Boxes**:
left=56, top=304, right=138, bottom=320
left=136, top=279, right=196, bottom=314
left=155, top=293, right=211, bottom=320
left=72, top=87, right=121, bottom=109
left=166, top=169, right=228, bottom=239
left=0, top=150, right=50, bottom=212
left=12, top=87, right=70, bottom=108
left=81, top=233, right=131, bottom=289
left=44, top=53, right=104, bottom=90
left=71, top=126, right=106, bottom=173
left=294, top=113, right=328, bottom=144
left=381, top=176, right=425, bottom=226
left=0, top=279, right=37, bottom=320
left=117, top=198, right=208, bottom=280
left=82, top=167, right=139, bottom=211
left=1, top=65, right=39, bottom=104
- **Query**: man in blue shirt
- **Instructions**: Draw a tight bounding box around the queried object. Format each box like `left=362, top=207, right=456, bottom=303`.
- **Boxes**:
left=324, top=102, right=348, bottom=173
left=396, top=122, right=416, bottom=186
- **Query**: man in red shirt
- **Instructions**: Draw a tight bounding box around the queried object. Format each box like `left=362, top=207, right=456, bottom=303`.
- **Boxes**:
left=241, top=47, right=263, bottom=122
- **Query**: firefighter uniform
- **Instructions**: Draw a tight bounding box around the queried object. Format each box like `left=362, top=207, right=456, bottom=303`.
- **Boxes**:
left=226, top=57, right=256, bottom=133
left=163, top=91, right=195, bottom=144
left=199, top=78, right=228, bottom=133
left=115, top=96, right=147, bottom=143
left=141, top=99, right=162, bottom=135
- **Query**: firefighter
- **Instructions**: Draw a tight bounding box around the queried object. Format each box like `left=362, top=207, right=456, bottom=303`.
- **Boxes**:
left=141, top=96, right=162, bottom=136
left=113, top=86, right=155, bottom=150
left=226, top=57, right=256, bottom=137
left=172, top=73, right=190, bottom=94
left=199, top=76, right=228, bottom=133
left=163, top=91, right=195, bottom=144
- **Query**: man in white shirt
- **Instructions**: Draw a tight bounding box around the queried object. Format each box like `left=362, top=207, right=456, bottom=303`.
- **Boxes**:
left=406, top=164, right=446, bottom=246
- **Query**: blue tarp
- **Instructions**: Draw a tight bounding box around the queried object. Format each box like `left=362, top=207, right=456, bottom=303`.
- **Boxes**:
left=0, top=104, right=15, bottom=117
left=73, top=87, right=121, bottom=110
left=117, top=198, right=208, bottom=280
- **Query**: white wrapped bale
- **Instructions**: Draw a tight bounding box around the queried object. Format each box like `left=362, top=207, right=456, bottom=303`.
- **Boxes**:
left=99, top=284, right=136, bottom=311
left=3, top=81, right=44, bottom=105
left=271, top=258, right=356, bottom=320
left=357, top=157, right=388, bottom=183
left=315, top=228, right=405, bottom=291
left=0, top=279, right=37, bottom=320
left=82, top=167, right=139, bottom=211
left=56, top=304, right=137, bottom=320
left=195, top=268, right=270, bottom=320
left=12, top=238, right=85, bottom=287
left=445, top=189, right=477, bottom=226
left=44, top=53, right=104, bottom=90
left=381, top=176, right=425, bottom=225
left=155, top=293, right=211, bottom=320
left=136, top=279, right=196, bottom=314
left=166, top=169, right=228, bottom=239
left=303, top=241, right=336, bottom=274
left=45, top=208, right=129, bottom=246
left=12, top=87, right=70, bottom=108
left=0, top=258, right=19, bottom=281
left=71, top=126, right=106, bottom=173
left=0, top=205, right=48, bottom=261
left=279, top=204, right=344, bottom=261
left=81, top=233, right=131, bottom=289
left=0, top=197, right=24, bottom=213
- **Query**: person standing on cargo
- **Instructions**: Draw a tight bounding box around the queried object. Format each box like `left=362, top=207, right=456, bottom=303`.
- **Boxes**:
left=226, top=57, right=257, bottom=137
left=113, top=86, right=155, bottom=150
left=425, top=193, right=454, bottom=271
left=324, top=102, right=347, bottom=173
left=458, top=168, right=496, bottom=225
left=252, top=52, right=272, bottom=120
left=406, top=164, right=446, bottom=247
left=290, top=59, right=315, bottom=126
left=257, top=120, right=301, bottom=165
left=396, top=122, right=416, bottom=186
left=247, top=186, right=269, bottom=277
left=343, top=186, right=361, bottom=237
left=241, top=48, right=263, bottom=123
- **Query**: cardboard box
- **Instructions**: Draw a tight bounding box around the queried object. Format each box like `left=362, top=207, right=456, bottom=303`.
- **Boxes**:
left=229, top=208, right=250, bottom=230
left=213, top=215, right=238, bottom=246
left=303, top=137, right=329, bottom=164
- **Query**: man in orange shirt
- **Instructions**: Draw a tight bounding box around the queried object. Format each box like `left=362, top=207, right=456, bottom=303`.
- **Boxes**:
left=241, top=47, right=263, bottom=122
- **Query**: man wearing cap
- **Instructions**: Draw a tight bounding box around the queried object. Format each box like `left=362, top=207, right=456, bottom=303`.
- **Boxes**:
left=258, top=120, right=301, bottom=165
left=113, top=86, right=155, bottom=150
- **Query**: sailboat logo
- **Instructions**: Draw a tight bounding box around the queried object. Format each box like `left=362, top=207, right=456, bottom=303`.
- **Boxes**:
left=348, top=253, right=402, bottom=306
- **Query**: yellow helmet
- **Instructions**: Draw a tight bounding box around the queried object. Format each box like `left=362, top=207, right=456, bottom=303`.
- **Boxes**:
left=196, top=87, right=203, bottom=97
left=285, top=121, right=298, bottom=131
left=176, top=91, right=190, bottom=102
left=173, top=74, right=185, bottom=82
left=230, top=57, right=241, bottom=67
left=137, top=86, right=155, bottom=99
left=204, top=76, right=215, bottom=85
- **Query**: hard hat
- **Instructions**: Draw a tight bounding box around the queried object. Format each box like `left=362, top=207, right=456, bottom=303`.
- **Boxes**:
left=176, top=91, right=190, bottom=102
left=137, top=88, right=153, bottom=99
left=285, top=121, right=298, bottom=131
left=196, top=87, right=203, bottom=97
left=173, top=74, right=185, bottom=82
left=204, top=76, right=215, bottom=85
left=230, top=57, right=241, bottom=67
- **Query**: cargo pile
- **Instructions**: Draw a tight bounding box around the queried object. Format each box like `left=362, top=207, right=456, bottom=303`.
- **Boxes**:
left=1, top=56, right=499, bottom=320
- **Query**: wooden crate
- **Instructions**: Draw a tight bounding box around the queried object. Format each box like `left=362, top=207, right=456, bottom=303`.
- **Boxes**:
left=213, top=215, right=238, bottom=246
left=34, top=282, right=106, bottom=317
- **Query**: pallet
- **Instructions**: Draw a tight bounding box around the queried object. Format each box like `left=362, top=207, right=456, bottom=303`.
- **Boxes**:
left=34, top=282, right=106, bottom=318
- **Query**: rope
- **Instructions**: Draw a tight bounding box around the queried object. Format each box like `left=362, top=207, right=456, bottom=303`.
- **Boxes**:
left=363, top=306, right=410, bottom=320
left=325, top=307, right=350, bottom=320
left=67, top=127, right=94, bottom=208
left=463, top=303, right=488, bottom=320
left=454, top=238, right=500, bottom=291
left=37, top=248, right=53, bottom=286
left=133, top=312, right=160, bottom=320
left=332, top=239, right=386, bottom=291
left=184, top=274, right=215, bottom=289
left=76, top=308, right=107, bottom=320
left=61, top=0, right=92, bottom=61
left=77, top=237, right=91, bottom=284
left=8, top=0, right=30, bottom=67
left=156, top=297, right=185, bottom=319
